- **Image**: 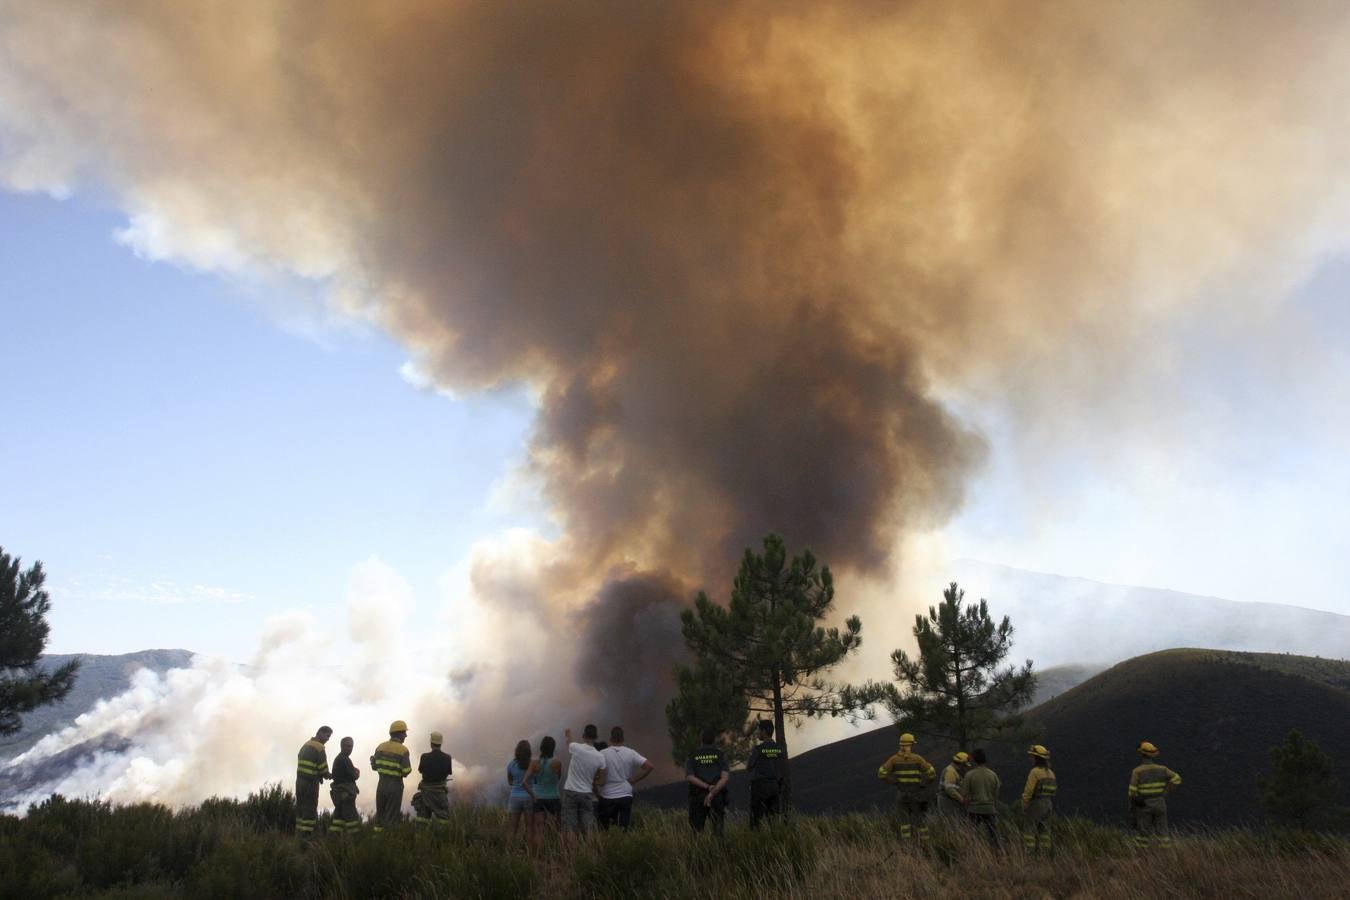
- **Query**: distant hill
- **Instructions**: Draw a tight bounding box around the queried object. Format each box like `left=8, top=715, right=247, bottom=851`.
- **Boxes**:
left=950, top=560, right=1350, bottom=667
left=0, top=650, right=193, bottom=761
left=642, top=649, right=1350, bottom=827
left=1018, top=649, right=1350, bottom=824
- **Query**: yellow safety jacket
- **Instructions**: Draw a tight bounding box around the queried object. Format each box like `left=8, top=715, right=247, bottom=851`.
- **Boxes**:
left=1022, top=765, right=1057, bottom=806
left=940, top=763, right=965, bottom=803
left=879, top=750, right=936, bottom=794
left=1129, top=763, right=1181, bottom=802
left=372, top=739, right=412, bottom=780
left=296, top=739, right=329, bottom=782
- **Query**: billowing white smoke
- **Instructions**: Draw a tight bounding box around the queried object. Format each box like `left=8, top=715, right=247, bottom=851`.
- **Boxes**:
left=2, top=554, right=547, bottom=812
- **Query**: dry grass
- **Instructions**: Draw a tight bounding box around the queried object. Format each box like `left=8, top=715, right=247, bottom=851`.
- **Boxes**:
left=3, top=791, right=1346, bottom=898
left=762, top=814, right=1348, bottom=900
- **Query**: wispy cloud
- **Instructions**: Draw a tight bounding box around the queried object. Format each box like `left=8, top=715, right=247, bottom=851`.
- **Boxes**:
left=55, top=575, right=252, bottom=606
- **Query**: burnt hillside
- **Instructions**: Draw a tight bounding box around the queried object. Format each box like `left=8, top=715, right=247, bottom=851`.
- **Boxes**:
left=642, top=649, right=1350, bottom=827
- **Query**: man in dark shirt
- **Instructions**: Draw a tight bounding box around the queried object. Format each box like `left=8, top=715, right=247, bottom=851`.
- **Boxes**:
left=747, top=719, right=785, bottom=829
left=685, top=729, right=730, bottom=836
left=329, top=736, right=361, bottom=833
left=413, top=731, right=453, bottom=825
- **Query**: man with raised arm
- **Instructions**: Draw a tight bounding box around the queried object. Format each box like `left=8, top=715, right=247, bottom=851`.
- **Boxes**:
left=561, top=724, right=607, bottom=841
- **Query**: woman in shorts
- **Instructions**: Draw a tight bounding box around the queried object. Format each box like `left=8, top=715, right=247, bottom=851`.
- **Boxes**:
left=506, top=739, right=533, bottom=843
left=526, top=735, right=563, bottom=845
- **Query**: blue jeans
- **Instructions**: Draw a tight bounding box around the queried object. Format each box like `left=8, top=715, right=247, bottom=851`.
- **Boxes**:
left=561, top=789, right=595, bottom=833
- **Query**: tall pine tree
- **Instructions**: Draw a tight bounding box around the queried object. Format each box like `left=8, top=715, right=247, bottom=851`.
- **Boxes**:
left=0, top=547, right=79, bottom=736
left=666, top=533, right=883, bottom=799
left=884, top=582, right=1035, bottom=749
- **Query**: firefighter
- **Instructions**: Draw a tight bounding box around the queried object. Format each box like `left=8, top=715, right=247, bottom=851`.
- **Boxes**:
left=412, top=731, right=452, bottom=826
left=1129, top=741, right=1182, bottom=849
left=294, top=726, right=332, bottom=836
left=877, top=732, right=937, bottom=845
left=938, top=751, right=971, bottom=817
left=1021, top=744, right=1056, bottom=854
left=370, top=719, right=413, bottom=832
left=329, top=736, right=361, bottom=833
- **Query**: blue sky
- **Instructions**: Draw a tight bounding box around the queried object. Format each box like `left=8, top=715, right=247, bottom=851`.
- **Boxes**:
left=2, top=190, right=536, bottom=656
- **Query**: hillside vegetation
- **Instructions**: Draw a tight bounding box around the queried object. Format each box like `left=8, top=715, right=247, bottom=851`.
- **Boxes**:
left=645, top=648, right=1350, bottom=826
left=2, top=791, right=1346, bottom=899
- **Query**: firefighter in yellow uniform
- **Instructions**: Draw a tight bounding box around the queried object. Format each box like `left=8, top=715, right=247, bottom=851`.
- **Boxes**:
left=938, top=751, right=971, bottom=817
left=370, top=719, right=413, bottom=832
left=294, top=726, right=332, bottom=836
left=878, top=732, right=937, bottom=845
left=1021, top=744, right=1056, bottom=854
left=1128, top=740, right=1181, bottom=848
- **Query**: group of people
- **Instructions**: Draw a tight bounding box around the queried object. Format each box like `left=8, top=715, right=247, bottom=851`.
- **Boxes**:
left=293, top=719, right=661, bottom=840
left=506, top=724, right=657, bottom=843
left=683, top=718, right=787, bottom=836
left=877, top=734, right=1183, bottom=852
left=294, top=719, right=436, bottom=834
left=294, top=720, right=1182, bottom=851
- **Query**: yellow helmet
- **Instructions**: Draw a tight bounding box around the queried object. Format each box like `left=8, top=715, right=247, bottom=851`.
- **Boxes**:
left=898, top=732, right=916, bottom=746
left=389, top=719, right=409, bottom=734
left=1028, top=744, right=1050, bottom=760
left=953, top=751, right=970, bottom=764
left=1138, top=740, right=1159, bottom=757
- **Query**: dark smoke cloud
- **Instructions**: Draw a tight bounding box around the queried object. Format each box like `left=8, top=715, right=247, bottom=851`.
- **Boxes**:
left=574, top=569, right=689, bottom=757
left=347, top=2, right=984, bottom=583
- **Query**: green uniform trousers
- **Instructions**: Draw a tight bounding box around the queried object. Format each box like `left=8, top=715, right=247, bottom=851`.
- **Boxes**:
left=374, top=775, right=404, bottom=831
left=294, top=777, right=320, bottom=834
left=1023, top=798, right=1053, bottom=852
left=1133, top=798, right=1171, bottom=848
left=895, top=793, right=930, bottom=843
left=329, top=782, right=360, bottom=832
left=413, top=781, right=450, bottom=823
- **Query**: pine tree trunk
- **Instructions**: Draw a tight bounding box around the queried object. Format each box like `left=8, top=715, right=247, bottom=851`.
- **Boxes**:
left=772, top=673, right=789, bottom=808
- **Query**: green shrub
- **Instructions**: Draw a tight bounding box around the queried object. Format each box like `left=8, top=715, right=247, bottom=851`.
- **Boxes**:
left=409, top=845, right=537, bottom=899
left=184, top=832, right=307, bottom=899
left=572, top=829, right=689, bottom=898
left=196, top=782, right=294, bottom=834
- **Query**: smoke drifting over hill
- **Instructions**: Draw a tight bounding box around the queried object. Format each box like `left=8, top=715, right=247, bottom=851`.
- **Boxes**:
left=3, top=1, right=1350, bottom=806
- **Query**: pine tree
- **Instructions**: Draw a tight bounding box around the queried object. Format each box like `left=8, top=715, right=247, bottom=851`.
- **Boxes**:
left=664, top=659, right=752, bottom=766
left=884, top=582, right=1035, bottom=749
left=0, top=547, right=80, bottom=735
left=1259, top=729, right=1341, bottom=828
left=666, top=533, right=884, bottom=799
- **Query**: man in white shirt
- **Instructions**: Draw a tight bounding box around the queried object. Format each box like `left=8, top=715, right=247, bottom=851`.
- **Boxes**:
left=596, top=725, right=655, bottom=830
left=562, top=724, right=607, bottom=839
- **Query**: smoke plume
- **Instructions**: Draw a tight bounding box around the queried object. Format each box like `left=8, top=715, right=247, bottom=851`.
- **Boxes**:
left=3, top=1, right=1350, bottom=804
